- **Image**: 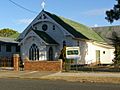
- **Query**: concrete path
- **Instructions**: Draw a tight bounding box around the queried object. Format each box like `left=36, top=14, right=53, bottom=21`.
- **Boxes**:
left=45, top=71, right=120, bottom=78
left=0, top=71, right=55, bottom=78
left=0, top=71, right=120, bottom=84
left=0, top=71, right=119, bottom=78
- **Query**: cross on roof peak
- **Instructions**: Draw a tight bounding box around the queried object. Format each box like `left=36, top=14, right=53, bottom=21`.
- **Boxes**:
left=41, top=0, right=46, bottom=10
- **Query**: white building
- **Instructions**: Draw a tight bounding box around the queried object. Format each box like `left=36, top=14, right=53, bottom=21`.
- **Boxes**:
left=18, top=10, right=115, bottom=65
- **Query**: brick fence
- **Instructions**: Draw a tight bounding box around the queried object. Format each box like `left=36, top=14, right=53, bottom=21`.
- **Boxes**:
left=24, top=60, right=62, bottom=72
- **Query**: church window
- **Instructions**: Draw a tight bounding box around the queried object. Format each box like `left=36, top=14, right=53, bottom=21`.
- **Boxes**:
left=42, top=24, right=48, bottom=31
left=6, top=45, right=11, bottom=52
left=29, top=44, right=39, bottom=60
left=53, top=25, right=55, bottom=30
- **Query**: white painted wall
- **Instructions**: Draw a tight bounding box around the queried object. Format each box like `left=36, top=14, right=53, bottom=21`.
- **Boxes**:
left=86, top=42, right=114, bottom=64
left=77, top=40, right=88, bottom=64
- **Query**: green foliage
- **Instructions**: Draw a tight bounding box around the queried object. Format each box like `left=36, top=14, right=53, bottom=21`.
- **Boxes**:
left=105, top=0, right=120, bottom=23
left=113, top=45, right=120, bottom=66
left=0, top=28, right=19, bottom=38
left=105, top=0, right=120, bottom=65
left=9, top=32, right=20, bottom=38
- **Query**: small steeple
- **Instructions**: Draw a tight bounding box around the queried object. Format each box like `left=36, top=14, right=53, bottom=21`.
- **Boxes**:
left=41, top=0, right=46, bottom=10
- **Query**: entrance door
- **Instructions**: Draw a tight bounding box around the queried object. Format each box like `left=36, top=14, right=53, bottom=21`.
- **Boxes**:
left=48, top=47, right=53, bottom=61
left=96, top=50, right=100, bottom=64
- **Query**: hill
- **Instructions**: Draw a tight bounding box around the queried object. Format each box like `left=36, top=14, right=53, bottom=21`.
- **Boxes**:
left=0, top=28, right=20, bottom=38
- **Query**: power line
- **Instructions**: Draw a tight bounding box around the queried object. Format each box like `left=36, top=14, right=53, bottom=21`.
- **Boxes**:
left=9, top=0, right=38, bottom=14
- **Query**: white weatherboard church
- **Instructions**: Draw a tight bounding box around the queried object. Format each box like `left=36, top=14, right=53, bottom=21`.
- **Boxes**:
left=18, top=9, right=114, bottom=65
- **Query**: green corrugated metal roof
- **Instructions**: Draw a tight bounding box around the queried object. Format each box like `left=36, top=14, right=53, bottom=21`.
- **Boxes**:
left=44, top=11, right=105, bottom=42
left=33, top=30, right=58, bottom=44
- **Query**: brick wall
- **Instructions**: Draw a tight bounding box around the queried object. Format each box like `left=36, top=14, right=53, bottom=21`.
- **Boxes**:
left=24, top=60, right=62, bottom=72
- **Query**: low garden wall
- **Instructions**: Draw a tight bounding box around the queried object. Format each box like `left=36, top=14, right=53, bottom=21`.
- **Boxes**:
left=24, top=60, right=62, bottom=72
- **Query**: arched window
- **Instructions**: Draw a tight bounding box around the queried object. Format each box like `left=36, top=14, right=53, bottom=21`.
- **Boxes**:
left=29, top=44, right=39, bottom=60
left=48, top=47, right=53, bottom=60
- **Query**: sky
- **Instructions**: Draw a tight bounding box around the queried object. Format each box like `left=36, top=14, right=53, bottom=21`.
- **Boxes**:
left=0, top=0, right=120, bottom=32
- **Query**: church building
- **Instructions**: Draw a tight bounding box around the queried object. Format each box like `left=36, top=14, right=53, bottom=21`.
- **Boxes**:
left=18, top=10, right=114, bottom=65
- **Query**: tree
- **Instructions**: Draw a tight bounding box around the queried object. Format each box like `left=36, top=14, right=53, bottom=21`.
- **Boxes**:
left=0, top=28, right=18, bottom=37
left=105, top=0, right=120, bottom=23
left=106, top=0, right=120, bottom=66
left=109, top=31, right=120, bottom=66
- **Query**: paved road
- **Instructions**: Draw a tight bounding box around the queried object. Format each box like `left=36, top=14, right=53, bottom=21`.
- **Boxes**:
left=0, top=79, right=119, bottom=90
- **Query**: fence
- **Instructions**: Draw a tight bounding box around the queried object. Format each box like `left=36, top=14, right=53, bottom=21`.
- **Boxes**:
left=0, top=57, right=13, bottom=67
left=24, top=59, right=62, bottom=72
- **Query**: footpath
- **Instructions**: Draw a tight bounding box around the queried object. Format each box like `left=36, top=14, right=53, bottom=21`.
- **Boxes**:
left=0, top=71, right=120, bottom=84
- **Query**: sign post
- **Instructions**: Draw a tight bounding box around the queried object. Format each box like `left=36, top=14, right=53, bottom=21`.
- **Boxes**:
left=65, top=47, right=80, bottom=71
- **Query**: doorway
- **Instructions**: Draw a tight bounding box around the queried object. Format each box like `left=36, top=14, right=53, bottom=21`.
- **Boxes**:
left=96, top=50, right=100, bottom=64
left=48, top=47, right=53, bottom=60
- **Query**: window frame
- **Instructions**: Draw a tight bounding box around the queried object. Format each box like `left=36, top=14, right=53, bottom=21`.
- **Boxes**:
left=29, top=44, right=39, bottom=61
left=42, top=24, right=48, bottom=31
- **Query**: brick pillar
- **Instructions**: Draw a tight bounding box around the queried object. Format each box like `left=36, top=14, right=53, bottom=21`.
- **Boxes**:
left=13, top=54, right=19, bottom=71
left=24, top=57, right=29, bottom=71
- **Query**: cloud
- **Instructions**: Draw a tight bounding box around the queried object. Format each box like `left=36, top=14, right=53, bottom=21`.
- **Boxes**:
left=17, top=18, right=33, bottom=24
left=80, top=8, right=109, bottom=16
left=94, top=24, right=98, bottom=27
